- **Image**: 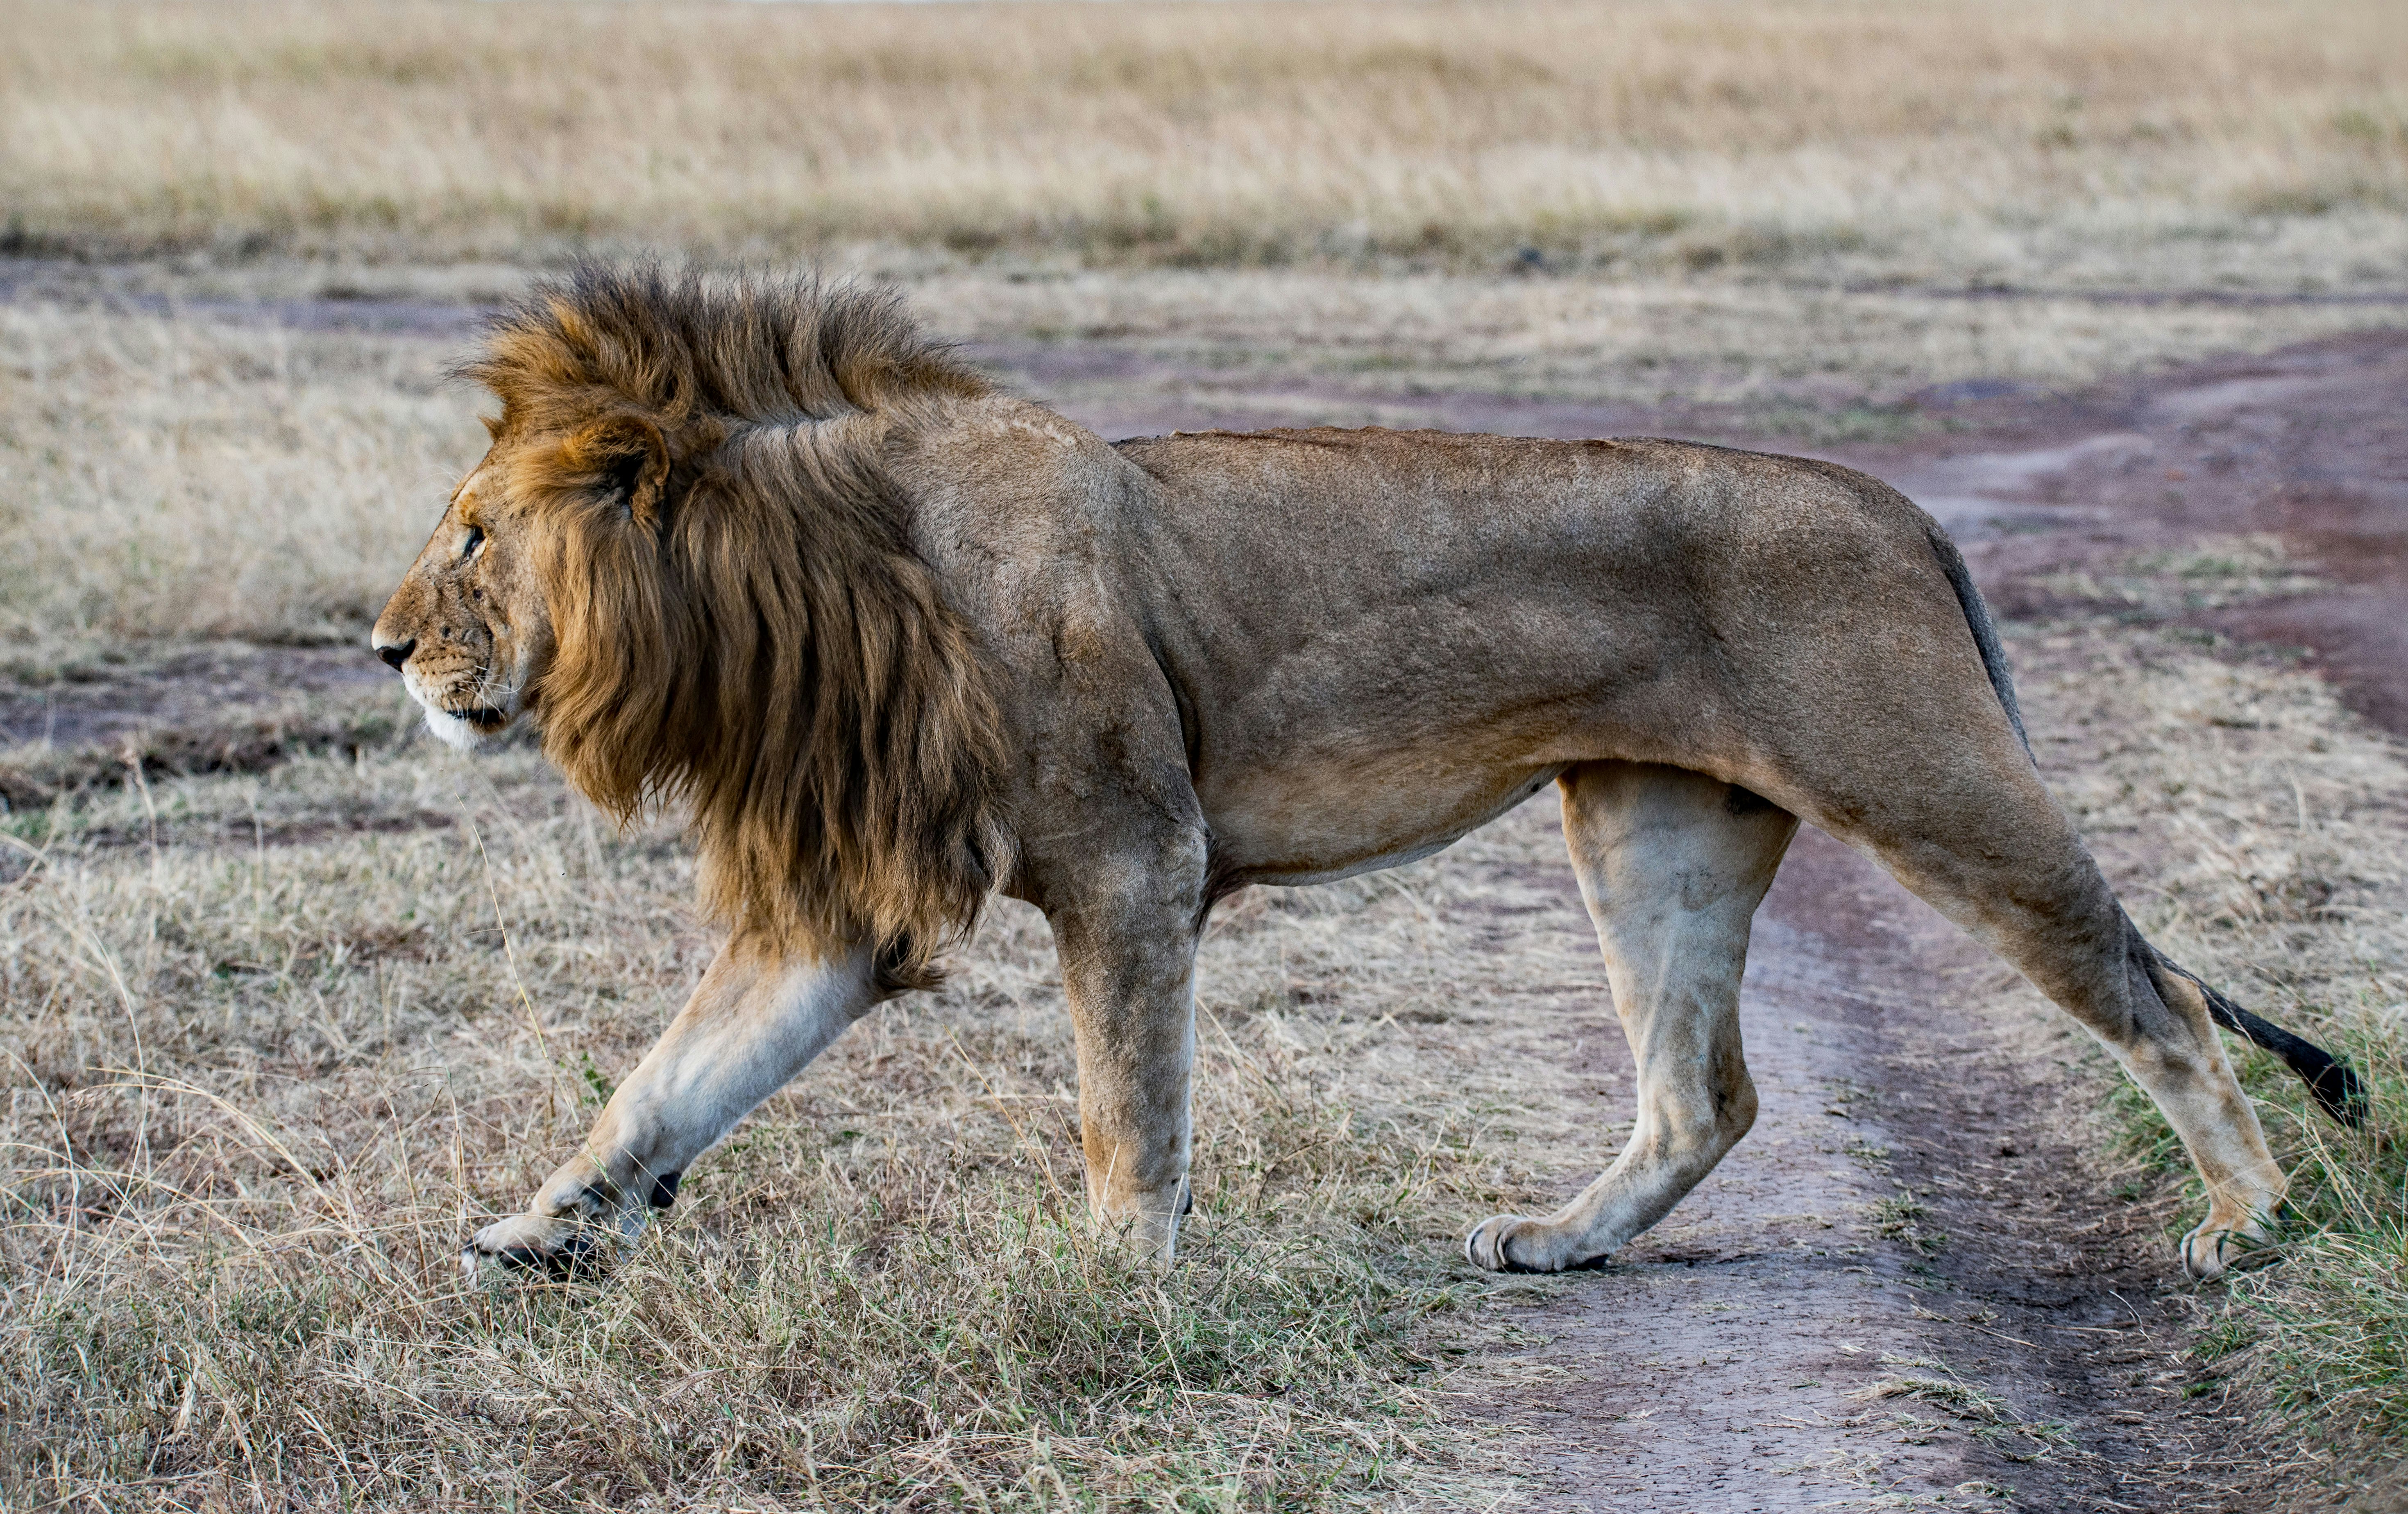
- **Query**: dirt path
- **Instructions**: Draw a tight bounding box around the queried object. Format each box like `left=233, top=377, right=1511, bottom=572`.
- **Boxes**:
left=0, top=642, right=386, bottom=754
left=1860, top=331, right=2408, bottom=740
left=1448, top=825, right=2261, bottom=1512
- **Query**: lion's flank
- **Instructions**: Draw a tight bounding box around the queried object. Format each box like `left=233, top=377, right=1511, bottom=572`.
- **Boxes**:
left=469, top=262, right=1011, bottom=992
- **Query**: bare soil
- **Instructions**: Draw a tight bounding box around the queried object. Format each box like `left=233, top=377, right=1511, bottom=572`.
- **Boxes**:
left=1447, top=825, right=2269, bottom=1512
left=5, top=281, right=2400, bottom=1509
left=1852, top=331, right=2408, bottom=741
left=0, top=641, right=387, bottom=755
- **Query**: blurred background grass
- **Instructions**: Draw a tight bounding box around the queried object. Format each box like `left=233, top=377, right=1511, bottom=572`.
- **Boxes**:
left=4, top=0, right=2405, bottom=288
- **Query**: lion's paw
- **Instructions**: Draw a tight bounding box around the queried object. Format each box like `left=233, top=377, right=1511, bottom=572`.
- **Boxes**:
left=1466, top=1214, right=1622, bottom=1273
left=461, top=1210, right=614, bottom=1284
left=2179, top=1213, right=2281, bottom=1282
left=1465, top=1215, right=1550, bottom=1273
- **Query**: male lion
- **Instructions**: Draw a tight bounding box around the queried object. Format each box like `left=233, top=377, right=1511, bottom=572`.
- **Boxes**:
left=373, top=264, right=2360, bottom=1284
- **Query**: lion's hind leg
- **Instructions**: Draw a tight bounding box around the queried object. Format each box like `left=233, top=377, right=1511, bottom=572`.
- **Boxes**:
left=1466, top=762, right=1797, bottom=1273
left=2012, top=915, right=2291, bottom=1279
left=1795, top=727, right=2292, bottom=1280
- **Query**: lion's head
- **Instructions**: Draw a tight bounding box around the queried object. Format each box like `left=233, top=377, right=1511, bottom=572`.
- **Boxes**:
left=373, top=262, right=1011, bottom=988
left=371, top=437, right=558, bottom=753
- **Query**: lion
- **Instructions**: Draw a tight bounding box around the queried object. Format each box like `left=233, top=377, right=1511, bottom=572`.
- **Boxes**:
left=371, top=263, right=2362, bottom=1285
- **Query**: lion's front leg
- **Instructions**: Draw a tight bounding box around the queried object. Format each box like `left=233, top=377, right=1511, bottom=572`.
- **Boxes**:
left=466, top=936, right=880, bottom=1280
left=1043, top=846, right=1208, bottom=1263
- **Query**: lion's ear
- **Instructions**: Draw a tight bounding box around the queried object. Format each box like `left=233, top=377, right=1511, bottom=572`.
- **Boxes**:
left=568, top=415, right=671, bottom=531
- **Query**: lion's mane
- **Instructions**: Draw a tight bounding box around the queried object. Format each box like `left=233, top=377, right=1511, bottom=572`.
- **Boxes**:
left=465, top=263, right=1010, bottom=990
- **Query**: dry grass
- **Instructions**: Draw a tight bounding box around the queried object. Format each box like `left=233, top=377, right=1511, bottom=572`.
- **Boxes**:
left=5, top=0, right=2407, bottom=286
left=0, top=300, right=478, bottom=649
left=0, top=726, right=1633, bottom=1507
left=1852, top=1355, right=2072, bottom=1460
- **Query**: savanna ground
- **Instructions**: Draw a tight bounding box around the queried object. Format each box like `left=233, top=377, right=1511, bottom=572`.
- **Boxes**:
left=3, top=2, right=2407, bottom=1509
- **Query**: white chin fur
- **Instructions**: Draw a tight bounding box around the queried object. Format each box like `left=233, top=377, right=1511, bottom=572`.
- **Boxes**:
left=417, top=700, right=506, bottom=753
left=402, top=671, right=516, bottom=753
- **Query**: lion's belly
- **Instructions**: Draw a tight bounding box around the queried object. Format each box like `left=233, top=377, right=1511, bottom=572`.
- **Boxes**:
left=1199, top=760, right=1567, bottom=887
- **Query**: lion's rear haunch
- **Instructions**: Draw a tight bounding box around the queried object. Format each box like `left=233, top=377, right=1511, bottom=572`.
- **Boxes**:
left=2145, top=943, right=2369, bottom=1128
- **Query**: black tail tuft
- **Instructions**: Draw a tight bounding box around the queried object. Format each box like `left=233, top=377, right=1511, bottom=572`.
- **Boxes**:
left=2199, top=982, right=2370, bottom=1130
left=2153, top=948, right=2371, bottom=1129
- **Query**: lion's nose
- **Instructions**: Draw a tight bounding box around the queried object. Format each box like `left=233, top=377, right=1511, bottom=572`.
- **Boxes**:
left=375, top=637, right=415, bottom=672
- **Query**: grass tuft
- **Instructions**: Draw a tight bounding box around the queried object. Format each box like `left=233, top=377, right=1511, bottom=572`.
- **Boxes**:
left=9, top=1150, right=1452, bottom=1507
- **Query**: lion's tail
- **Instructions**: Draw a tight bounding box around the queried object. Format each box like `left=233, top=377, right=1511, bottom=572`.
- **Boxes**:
left=2141, top=939, right=2370, bottom=1129
left=1924, top=518, right=2032, bottom=762
left=1925, top=519, right=2367, bottom=1129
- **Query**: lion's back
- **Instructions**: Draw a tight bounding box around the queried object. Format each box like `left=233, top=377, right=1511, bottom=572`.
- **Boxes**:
left=1108, top=426, right=1930, bottom=596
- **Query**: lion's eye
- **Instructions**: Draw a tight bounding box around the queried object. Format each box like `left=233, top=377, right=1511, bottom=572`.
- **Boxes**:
left=461, top=525, right=485, bottom=560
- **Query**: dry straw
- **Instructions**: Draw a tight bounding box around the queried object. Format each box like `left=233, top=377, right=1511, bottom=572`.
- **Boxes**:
left=3, top=0, right=2405, bottom=285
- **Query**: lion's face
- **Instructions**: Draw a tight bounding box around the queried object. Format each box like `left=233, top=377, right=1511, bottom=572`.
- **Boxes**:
left=372, top=455, right=553, bottom=752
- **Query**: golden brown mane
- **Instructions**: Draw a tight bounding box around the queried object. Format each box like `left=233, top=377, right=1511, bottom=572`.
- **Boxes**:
left=465, top=263, right=1009, bottom=990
